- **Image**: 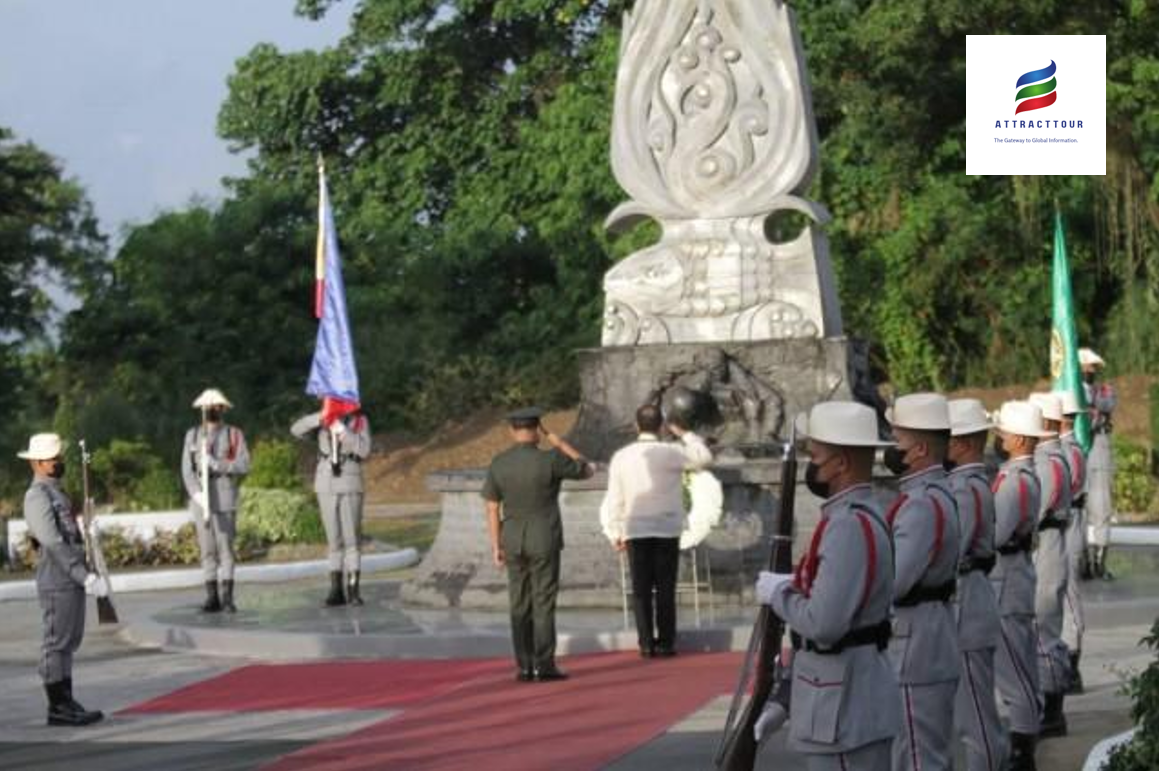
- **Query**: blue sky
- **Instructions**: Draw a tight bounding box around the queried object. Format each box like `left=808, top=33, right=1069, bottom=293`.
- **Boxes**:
left=0, top=0, right=354, bottom=241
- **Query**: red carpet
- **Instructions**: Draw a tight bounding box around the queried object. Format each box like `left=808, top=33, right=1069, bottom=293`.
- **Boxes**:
left=265, top=651, right=741, bottom=771
left=121, top=659, right=509, bottom=713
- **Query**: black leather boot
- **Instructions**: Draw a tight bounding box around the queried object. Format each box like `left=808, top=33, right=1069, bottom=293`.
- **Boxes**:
left=45, top=681, right=101, bottom=727
left=1039, top=692, right=1068, bottom=738
left=200, top=581, right=222, bottom=613
left=324, top=571, right=346, bottom=607
left=1009, top=731, right=1038, bottom=771
left=1066, top=650, right=1084, bottom=694
left=347, top=571, right=364, bottom=607
left=221, top=580, right=237, bottom=613
left=60, top=678, right=103, bottom=724
left=1099, top=547, right=1115, bottom=580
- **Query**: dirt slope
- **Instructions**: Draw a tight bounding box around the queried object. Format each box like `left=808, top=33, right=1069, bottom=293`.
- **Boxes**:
left=365, top=375, right=1154, bottom=503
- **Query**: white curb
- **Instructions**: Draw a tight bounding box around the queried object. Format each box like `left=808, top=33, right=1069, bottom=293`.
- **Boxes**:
left=1083, top=727, right=1136, bottom=771
left=0, top=549, right=419, bottom=602
left=1109, top=525, right=1159, bottom=547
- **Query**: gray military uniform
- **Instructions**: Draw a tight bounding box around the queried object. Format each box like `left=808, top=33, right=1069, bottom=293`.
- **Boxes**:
left=887, top=465, right=962, bottom=771
left=24, top=476, right=88, bottom=685
left=950, top=464, right=1007, bottom=771
left=291, top=412, right=371, bottom=573
left=1060, top=433, right=1086, bottom=656
left=1085, top=382, right=1116, bottom=549
left=1034, top=439, right=1073, bottom=695
left=991, top=457, right=1042, bottom=735
left=181, top=423, right=250, bottom=582
left=769, top=483, right=900, bottom=771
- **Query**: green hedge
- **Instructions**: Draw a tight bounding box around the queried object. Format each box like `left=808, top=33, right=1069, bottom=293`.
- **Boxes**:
left=245, top=439, right=306, bottom=493
left=1150, top=382, right=1159, bottom=476
left=237, top=487, right=324, bottom=546
left=1114, top=437, right=1158, bottom=516
left=89, top=439, right=182, bottom=511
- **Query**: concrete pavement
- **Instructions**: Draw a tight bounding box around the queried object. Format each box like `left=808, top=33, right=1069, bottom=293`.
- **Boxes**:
left=0, top=564, right=1152, bottom=770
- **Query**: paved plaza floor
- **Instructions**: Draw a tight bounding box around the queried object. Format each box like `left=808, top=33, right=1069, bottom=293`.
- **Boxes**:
left=0, top=563, right=1154, bottom=770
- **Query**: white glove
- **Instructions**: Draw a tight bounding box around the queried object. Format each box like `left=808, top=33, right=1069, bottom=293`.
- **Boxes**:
left=85, top=573, right=110, bottom=598
left=753, top=699, right=789, bottom=743
left=192, top=491, right=209, bottom=512
left=331, top=421, right=346, bottom=437
left=755, top=571, right=793, bottom=605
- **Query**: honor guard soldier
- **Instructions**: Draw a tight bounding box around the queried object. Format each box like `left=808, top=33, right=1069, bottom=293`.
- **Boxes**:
left=20, top=433, right=106, bottom=726
left=883, top=393, right=962, bottom=771
left=1027, top=392, right=1072, bottom=737
left=946, top=400, right=1007, bottom=771
left=482, top=408, right=593, bottom=682
left=292, top=409, right=372, bottom=606
left=1056, top=390, right=1087, bottom=693
left=1080, top=348, right=1116, bottom=579
left=755, top=401, right=899, bottom=770
left=182, top=389, right=250, bottom=613
left=991, top=401, right=1048, bottom=771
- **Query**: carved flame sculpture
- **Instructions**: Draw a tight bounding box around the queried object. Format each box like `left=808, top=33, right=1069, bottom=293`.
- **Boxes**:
left=603, top=0, right=843, bottom=346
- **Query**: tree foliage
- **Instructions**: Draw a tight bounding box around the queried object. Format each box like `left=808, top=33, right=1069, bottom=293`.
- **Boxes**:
left=5, top=1, right=1159, bottom=511
left=0, top=128, right=105, bottom=504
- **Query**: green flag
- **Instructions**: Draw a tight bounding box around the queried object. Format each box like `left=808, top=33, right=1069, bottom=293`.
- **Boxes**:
left=1050, top=209, right=1091, bottom=451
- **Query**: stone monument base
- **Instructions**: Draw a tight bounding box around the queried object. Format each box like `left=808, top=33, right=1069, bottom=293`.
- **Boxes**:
left=568, top=337, right=881, bottom=461
left=401, top=337, right=884, bottom=610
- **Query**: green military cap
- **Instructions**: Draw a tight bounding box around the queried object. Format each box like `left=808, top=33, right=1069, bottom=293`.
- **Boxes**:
left=507, top=407, right=544, bottom=423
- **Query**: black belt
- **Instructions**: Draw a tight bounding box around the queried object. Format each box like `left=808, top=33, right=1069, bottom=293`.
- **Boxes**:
left=895, top=580, right=956, bottom=607
left=959, top=554, right=997, bottom=575
left=1039, top=514, right=1068, bottom=532
left=791, top=620, right=892, bottom=655
left=997, top=533, right=1033, bottom=555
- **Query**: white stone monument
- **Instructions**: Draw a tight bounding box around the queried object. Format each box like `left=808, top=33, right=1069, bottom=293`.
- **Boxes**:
left=602, top=0, right=842, bottom=346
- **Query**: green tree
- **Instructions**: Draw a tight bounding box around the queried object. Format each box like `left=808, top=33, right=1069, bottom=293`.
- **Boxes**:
left=0, top=127, right=105, bottom=506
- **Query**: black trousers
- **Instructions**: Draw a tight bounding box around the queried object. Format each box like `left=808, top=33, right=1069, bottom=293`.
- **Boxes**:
left=627, top=537, right=680, bottom=652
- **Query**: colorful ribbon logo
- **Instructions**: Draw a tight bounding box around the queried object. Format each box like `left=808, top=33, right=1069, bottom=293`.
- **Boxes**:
left=1015, top=60, right=1057, bottom=115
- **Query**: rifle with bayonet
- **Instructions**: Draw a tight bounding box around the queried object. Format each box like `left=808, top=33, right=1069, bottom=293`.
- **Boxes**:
left=79, top=440, right=119, bottom=624
left=715, top=423, right=798, bottom=770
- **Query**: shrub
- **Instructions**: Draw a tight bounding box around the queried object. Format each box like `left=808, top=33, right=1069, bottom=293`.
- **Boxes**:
left=15, top=521, right=268, bottom=570
left=237, top=487, right=324, bottom=546
left=1113, top=437, right=1157, bottom=516
left=1103, top=618, right=1159, bottom=771
left=245, top=439, right=306, bottom=493
left=89, top=439, right=182, bottom=511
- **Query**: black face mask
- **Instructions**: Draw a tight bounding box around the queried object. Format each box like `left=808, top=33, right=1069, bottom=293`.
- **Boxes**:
left=883, top=446, right=911, bottom=476
left=943, top=458, right=958, bottom=472
left=49, top=460, right=66, bottom=479
left=1083, top=372, right=1096, bottom=385
left=992, top=438, right=1010, bottom=463
left=804, top=454, right=840, bottom=499
left=804, top=462, right=830, bottom=499
left=206, top=409, right=224, bottom=423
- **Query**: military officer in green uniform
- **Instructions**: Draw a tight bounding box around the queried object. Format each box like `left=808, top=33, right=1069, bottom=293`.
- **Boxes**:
left=482, top=408, right=594, bottom=682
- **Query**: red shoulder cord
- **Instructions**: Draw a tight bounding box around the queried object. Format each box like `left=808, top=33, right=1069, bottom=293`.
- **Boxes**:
left=793, top=518, right=831, bottom=595
left=886, top=494, right=909, bottom=528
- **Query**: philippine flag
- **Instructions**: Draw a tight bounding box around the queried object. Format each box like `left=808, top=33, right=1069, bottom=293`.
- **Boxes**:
left=307, top=159, right=360, bottom=426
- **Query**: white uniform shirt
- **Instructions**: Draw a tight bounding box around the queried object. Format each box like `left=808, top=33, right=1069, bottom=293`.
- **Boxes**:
left=599, top=432, right=712, bottom=542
